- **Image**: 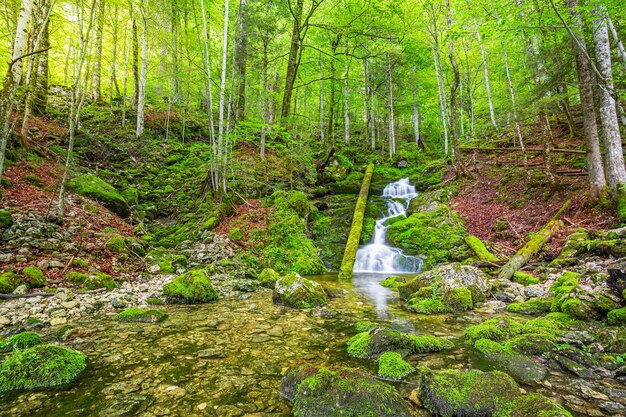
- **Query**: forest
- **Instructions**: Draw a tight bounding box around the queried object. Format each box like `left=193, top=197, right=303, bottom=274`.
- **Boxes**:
left=0, top=0, right=626, bottom=416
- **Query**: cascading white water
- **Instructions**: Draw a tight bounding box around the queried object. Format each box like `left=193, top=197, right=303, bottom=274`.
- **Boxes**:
left=353, top=178, right=423, bottom=274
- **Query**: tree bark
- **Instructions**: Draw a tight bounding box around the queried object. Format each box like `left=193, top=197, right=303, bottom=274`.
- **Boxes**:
left=475, top=18, right=497, bottom=129
left=386, top=55, right=395, bottom=158
left=92, top=0, right=105, bottom=101
left=412, top=65, right=420, bottom=147
left=448, top=0, right=460, bottom=172
left=343, top=38, right=350, bottom=145
left=235, top=0, right=248, bottom=120
left=131, top=6, right=139, bottom=106
left=281, top=0, right=304, bottom=118
left=135, top=0, right=149, bottom=138
left=217, top=0, right=230, bottom=193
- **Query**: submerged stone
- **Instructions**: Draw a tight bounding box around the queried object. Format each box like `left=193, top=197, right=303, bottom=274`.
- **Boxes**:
left=419, top=369, right=519, bottom=417
left=474, top=338, right=547, bottom=384
left=114, top=308, right=168, bottom=323
left=0, top=344, right=86, bottom=394
left=272, top=273, right=326, bottom=308
left=281, top=366, right=410, bottom=417
left=493, top=393, right=572, bottom=417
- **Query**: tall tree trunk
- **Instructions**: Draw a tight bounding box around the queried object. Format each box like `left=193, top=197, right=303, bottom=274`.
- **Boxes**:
left=319, top=53, right=325, bottom=145
left=260, top=7, right=270, bottom=159
left=343, top=38, right=350, bottom=145
left=217, top=0, right=230, bottom=193
left=109, top=4, right=120, bottom=101
left=235, top=0, right=248, bottom=120
left=92, top=0, right=105, bottom=101
left=448, top=0, right=460, bottom=170
left=135, top=0, right=149, bottom=138
left=131, top=6, right=139, bottom=106
left=386, top=55, right=395, bottom=158
left=412, top=65, right=420, bottom=147
left=0, top=0, right=35, bottom=180
left=430, top=10, right=448, bottom=156
left=327, top=35, right=340, bottom=143
left=592, top=4, right=626, bottom=195
left=281, top=0, right=304, bottom=118
left=475, top=18, right=497, bottom=129
left=199, top=0, right=217, bottom=189
left=567, top=0, right=607, bottom=199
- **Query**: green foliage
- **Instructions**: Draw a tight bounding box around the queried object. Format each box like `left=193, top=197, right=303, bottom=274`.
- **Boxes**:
left=0, top=345, right=87, bottom=394
left=114, top=307, right=168, bottom=323
left=0, top=271, right=21, bottom=293
left=84, top=273, right=118, bottom=291
left=0, top=332, right=44, bottom=353
left=69, top=174, right=130, bottom=217
left=21, top=266, right=47, bottom=287
left=228, top=227, right=244, bottom=241
left=377, top=352, right=415, bottom=380
left=0, top=209, right=13, bottom=228
left=162, top=269, right=220, bottom=303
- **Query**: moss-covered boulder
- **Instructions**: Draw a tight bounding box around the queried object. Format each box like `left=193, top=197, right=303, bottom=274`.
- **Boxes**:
left=69, top=174, right=130, bottom=217
left=258, top=268, right=280, bottom=288
left=281, top=366, right=411, bottom=417
left=377, top=352, right=415, bottom=380
left=493, top=393, right=572, bottom=417
left=419, top=369, right=519, bottom=417
left=114, top=307, right=167, bottom=323
left=608, top=307, right=626, bottom=326
left=273, top=273, right=327, bottom=308
left=84, top=273, right=118, bottom=291
left=0, top=271, right=21, bottom=293
left=386, top=202, right=471, bottom=268
left=0, top=209, right=13, bottom=229
left=405, top=286, right=474, bottom=314
left=551, top=229, right=589, bottom=266
left=380, top=275, right=406, bottom=289
left=474, top=339, right=547, bottom=384
left=21, top=265, right=47, bottom=287
left=464, top=317, right=524, bottom=344
left=506, top=298, right=552, bottom=315
left=162, top=269, right=219, bottom=303
left=399, top=263, right=489, bottom=300
left=105, top=235, right=127, bottom=253
left=0, top=332, right=44, bottom=353
left=0, top=345, right=86, bottom=394
left=505, top=333, right=556, bottom=356
left=512, top=271, right=540, bottom=286
left=347, top=327, right=453, bottom=359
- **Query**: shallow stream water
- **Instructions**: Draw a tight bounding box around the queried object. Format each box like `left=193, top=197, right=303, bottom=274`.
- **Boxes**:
left=1, top=273, right=622, bottom=417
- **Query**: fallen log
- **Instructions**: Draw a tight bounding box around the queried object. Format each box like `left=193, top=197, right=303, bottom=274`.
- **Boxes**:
left=498, top=200, right=571, bottom=281
left=338, top=163, right=375, bottom=280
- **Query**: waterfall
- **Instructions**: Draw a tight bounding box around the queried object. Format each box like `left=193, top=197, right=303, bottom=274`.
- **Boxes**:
left=353, top=178, right=423, bottom=274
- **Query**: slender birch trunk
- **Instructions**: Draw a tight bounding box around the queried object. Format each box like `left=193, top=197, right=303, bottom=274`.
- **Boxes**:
left=92, top=0, right=105, bottom=101
left=344, top=38, right=350, bottom=146
left=135, top=0, right=149, bottom=138
left=475, top=18, right=497, bottom=129
left=217, top=0, right=230, bottom=193
left=386, top=55, right=395, bottom=158
left=319, top=53, right=325, bottom=145
left=412, top=65, right=420, bottom=147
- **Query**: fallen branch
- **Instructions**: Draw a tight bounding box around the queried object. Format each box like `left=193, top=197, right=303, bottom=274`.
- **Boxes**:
left=498, top=200, right=571, bottom=281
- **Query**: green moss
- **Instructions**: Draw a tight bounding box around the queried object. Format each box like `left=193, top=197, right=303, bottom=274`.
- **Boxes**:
left=347, top=328, right=452, bottom=359
left=162, top=269, right=219, bottom=303
left=494, top=393, right=573, bottom=417
left=545, top=312, right=579, bottom=327
left=465, top=235, right=499, bottom=262
left=617, top=181, right=626, bottom=222
left=464, top=317, right=523, bottom=344
left=0, top=345, right=87, bottom=394
left=273, top=273, right=327, bottom=308
left=0, top=332, right=44, bottom=353
left=473, top=339, right=547, bottom=384
left=72, top=258, right=89, bottom=268
left=22, top=174, right=44, bottom=187
left=608, top=307, right=626, bottom=326
left=159, top=259, right=175, bottom=274
left=443, top=287, right=473, bottom=312
left=550, top=272, right=580, bottom=291
left=146, top=296, right=164, bottom=305
left=105, top=235, right=127, bottom=253
left=339, top=164, right=375, bottom=280
left=560, top=297, right=595, bottom=320
left=353, top=320, right=376, bottom=333
left=409, top=334, right=454, bottom=353
left=19, top=266, right=45, bottom=288
left=506, top=298, right=552, bottom=315
left=505, top=333, right=556, bottom=355
left=0, top=209, right=13, bottom=229
left=121, top=187, right=139, bottom=205
left=0, top=271, right=20, bottom=293
left=114, top=307, right=168, bottom=323
left=406, top=297, right=450, bottom=314
left=377, top=352, right=415, bottom=380
left=258, top=268, right=280, bottom=288
left=69, top=174, right=130, bottom=217
left=228, top=227, right=244, bottom=241
left=419, top=369, right=519, bottom=417
left=84, top=273, right=118, bottom=291
left=347, top=332, right=371, bottom=359
left=406, top=285, right=473, bottom=314
left=65, top=272, right=89, bottom=285
left=512, top=271, right=539, bottom=286
left=380, top=275, right=406, bottom=289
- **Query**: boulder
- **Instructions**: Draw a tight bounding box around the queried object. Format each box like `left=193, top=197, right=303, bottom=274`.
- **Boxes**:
left=69, top=174, right=130, bottom=217
left=474, top=339, right=547, bottom=384
left=258, top=268, right=280, bottom=289
left=0, top=345, right=86, bottom=394
left=280, top=366, right=410, bottom=417
left=347, top=327, right=453, bottom=359
left=399, top=263, right=489, bottom=300
left=377, top=352, right=415, bottom=380
left=114, top=308, right=168, bottom=323
left=162, top=269, right=220, bottom=303
left=273, top=273, right=326, bottom=308
left=493, top=393, right=572, bottom=417
left=0, top=331, right=43, bottom=353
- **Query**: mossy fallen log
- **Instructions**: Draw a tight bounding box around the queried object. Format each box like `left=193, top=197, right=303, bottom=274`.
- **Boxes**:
left=465, top=235, right=499, bottom=262
left=338, top=164, right=375, bottom=280
left=498, top=201, right=570, bottom=281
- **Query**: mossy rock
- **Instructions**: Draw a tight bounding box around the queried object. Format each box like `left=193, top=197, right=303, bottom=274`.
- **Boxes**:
left=493, top=393, right=572, bottom=417
left=121, top=187, right=139, bottom=205
left=474, top=339, right=547, bottom=384
left=105, top=235, right=127, bottom=253
left=69, top=174, right=130, bottom=217
left=380, top=275, right=406, bottom=289
left=228, top=227, right=244, bottom=241
left=505, top=333, right=556, bottom=356
left=608, top=307, right=626, bottom=326
left=84, top=273, right=118, bottom=291
left=258, top=268, right=281, bottom=289
left=353, top=320, right=377, bottom=333
left=0, top=209, right=13, bottom=229
left=273, top=273, right=327, bottom=309
left=506, top=298, right=552, bottom=315
left=65, top=272, right=89, bottom=285
left=22, top=174, right=44, bottom=187
left=512, top=271, right=540, bottom=286
left=377, top=352, right=415, bottom=380
left=0, top=271, right=21, bottom=293
left=282, top=366, right=411, bottom=417
left=0, top=332, right=44, bottom=353
left=419, top=369, right=519, bottom=417
left=464, top=317, right=523, bottom=344
left=560, top=297, right=596, bottom=320
left=405, top=285, right=473, bottom=314
left=398, top=263, right=488, bottom=301
left=347, top=327, right=453, bottom=359
left=0, top=345, right=87, bottom=394
left=465, top=235, right=499, bottom=262
left=114, top=307, right=168, bottom=323
left=162, top=269, right=219, bottom=303
left=21, top=265, right=47, bottom=287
